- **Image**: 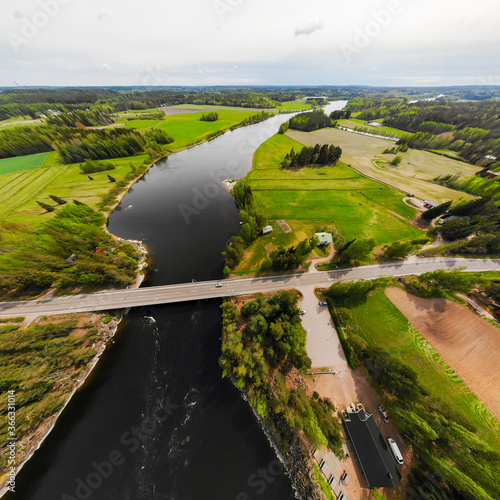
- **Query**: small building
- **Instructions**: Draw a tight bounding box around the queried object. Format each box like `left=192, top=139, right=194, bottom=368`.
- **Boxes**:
left=262, top=225, right=273, bottom=235
left=485, top=171, right=500, bottom=179
left=65, top=253, right=78, bottom=262
left=343, top=404, right=401, bottom=488
left=314, top=232, right=333, bottom=246
left=422, top=200, right=440, bottom=209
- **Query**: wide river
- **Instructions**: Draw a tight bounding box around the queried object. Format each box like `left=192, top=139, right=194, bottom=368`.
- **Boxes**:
left=11, top=101, right=346, bottom=500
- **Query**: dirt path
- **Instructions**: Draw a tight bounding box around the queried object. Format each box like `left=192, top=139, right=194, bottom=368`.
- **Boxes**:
left=308, top=244, right=335, bottom=273
left=385, top=287, right=500, bottom=419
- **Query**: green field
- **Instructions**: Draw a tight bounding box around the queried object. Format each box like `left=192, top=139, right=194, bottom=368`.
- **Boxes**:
left=0, top=116, right=44, bottom=130
left=169, top=104, right=269, bottom=113
left=337, top=118, right=413, bottom=139
left=341, top=289, right=500, bottom=454
left=0, top=106, right=266, bottom=227
left=0, top=152, right=51, bottom=175
left=275, top=100, right=313, bottom=111
left=122, top=119, right=163, bottom=130
left=160, top=109, right=265, bottom=151
left=287, top=127, right=479, bottom=203
left=0, top=154, right=149, bottom=225
left=234, top=133, right=423, bottom=273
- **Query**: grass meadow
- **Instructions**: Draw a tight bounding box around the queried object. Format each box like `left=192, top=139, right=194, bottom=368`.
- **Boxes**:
left=0, top=154, right=149, bottom=225
left=287, top=127, right=479, bottom=203
left=234, top=133, right=423, bottom=273
left=340, top=289, right=500, bottom=449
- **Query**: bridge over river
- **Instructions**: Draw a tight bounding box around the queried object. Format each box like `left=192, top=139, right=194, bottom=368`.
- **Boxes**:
left=1, top=257, right=498, bottom=318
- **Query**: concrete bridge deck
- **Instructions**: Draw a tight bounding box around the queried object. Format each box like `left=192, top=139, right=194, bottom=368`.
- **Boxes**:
left=0, top=257, right=498, bottom=318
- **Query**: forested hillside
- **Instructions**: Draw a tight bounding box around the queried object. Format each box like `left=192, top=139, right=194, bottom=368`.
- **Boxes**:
left=346, top=98, right=500, bottom=164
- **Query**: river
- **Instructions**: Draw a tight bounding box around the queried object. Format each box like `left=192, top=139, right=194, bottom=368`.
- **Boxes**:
left=9, top=101, right=346, bottom=500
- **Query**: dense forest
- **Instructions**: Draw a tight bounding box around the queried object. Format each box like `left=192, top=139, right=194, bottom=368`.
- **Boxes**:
left=281, top=143, right=342, bottom=168
left=0, top=202, right=139, bottom=296
left=0, top=125, right=171, bottom=161
left=219, top=291, right=344, bottom=458
left=280, top=110, right=334, bottom=133
left=346, top=97, right=500, bottom=164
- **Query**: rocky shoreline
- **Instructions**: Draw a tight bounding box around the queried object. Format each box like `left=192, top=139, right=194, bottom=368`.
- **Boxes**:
left=237, top=382, right=326, bottom=500
left=0, top=239, right=149, bottom=498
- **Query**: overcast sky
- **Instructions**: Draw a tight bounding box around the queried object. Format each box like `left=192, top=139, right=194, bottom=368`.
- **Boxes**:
left=1, top=0, right=499, bottom=87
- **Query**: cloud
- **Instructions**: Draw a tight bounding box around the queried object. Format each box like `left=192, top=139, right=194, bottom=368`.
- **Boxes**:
left=0, top=0, right=498, bottom=86
left=295, top=19, right=323, bottom=36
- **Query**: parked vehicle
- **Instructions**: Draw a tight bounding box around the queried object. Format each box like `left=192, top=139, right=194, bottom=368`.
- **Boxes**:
left=319, top=301, right=328, bottom=306
left=378, top=405, right=389, bottom=423
left=388, top=438, right=404, bottom=465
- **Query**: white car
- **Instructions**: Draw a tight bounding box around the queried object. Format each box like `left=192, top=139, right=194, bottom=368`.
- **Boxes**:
left=319, top=301, right=328, bottom=306
left=300, top=309, right=306, bottom=315
left=215, top=283, right=223, bottom=288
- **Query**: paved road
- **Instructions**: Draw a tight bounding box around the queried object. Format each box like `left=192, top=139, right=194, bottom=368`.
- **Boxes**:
left=0, top=257, right=499, bottom=318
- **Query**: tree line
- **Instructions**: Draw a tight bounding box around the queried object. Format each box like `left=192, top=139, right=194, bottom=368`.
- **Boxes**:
left=346, top=97, right=500, bottom=164
left=0, top=201, right=139, bottom=296
left=281, top=143, right=342, bottom=168
left=200, top=111, right=218, bottom=122
left=280, top=110, right=334, bottom=133
left=328, top=277, right=500, bottom=500
left=222, top=181, right=267, bottom=272
left=219, top=291, right=344, bottom=457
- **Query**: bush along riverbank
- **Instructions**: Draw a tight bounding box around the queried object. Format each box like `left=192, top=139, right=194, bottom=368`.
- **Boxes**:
left=219, top=291, right=344, bottom=499
left=0, top=311, right=126, bottom=496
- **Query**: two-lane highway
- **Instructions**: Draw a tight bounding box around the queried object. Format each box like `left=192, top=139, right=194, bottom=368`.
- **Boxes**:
left=1, top=257, right=499, bottom=318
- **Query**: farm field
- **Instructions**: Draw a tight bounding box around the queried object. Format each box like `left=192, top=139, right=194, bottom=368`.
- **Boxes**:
left=0, top=154, right=149, bottom=225
left=0, top=152, right=50, bottom=175
left=121, top=118, right=163, bottom=130
left=337, top=118, right=413, bottom=139
left=385, top=287, right=500, bottom=419
left=159, top=109, right=265, bottom=151
left=287, top=127, right=480, bottom=203
left=0, top=151, right=62, bottom=176
left=342, top=288, right=500, bottom=447
left=0, top=106, right=265, bottom=227
left=234, top=133, right=423, bottom=273
left=167, top=104, right=269, bottom=113
left=0, top=115, right=44, bottom=129
left=275, top=100, right=313, bottom=111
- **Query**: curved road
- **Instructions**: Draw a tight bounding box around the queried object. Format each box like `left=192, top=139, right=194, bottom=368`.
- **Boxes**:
left=1, top=257, right=499, bottom=318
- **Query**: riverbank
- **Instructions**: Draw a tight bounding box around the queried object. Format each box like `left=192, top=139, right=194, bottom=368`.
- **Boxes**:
left=0, top=311, right=124, bottom=497
left=0, top=113, right=261, bottom=496
left=220, top=291, right=346, bottom=500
